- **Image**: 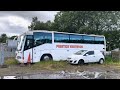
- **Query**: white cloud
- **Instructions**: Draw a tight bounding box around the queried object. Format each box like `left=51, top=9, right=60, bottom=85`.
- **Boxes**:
left=0, top=11, right=59, bottom=37
left=0, top=16, right=30, bottom=36
left=8, top=16, right=30, bottom=28
left=0, top=11, right=59, bottom=22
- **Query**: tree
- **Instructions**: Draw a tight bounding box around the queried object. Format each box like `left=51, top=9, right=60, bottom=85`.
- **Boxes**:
left=9, top=36, right=17, bottom=40
left=53, top=11, right=120, bottom=50
left=53, top=11, right=120, bottom=34
left=104, top=30, right=120, bottom=50
left=0, top=34, right=8, bottom=43
left=28, top=17, right=53, bottom=30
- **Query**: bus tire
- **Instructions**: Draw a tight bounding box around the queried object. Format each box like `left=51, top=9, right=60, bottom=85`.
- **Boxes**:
left=41, top=54, right=53, bottom=61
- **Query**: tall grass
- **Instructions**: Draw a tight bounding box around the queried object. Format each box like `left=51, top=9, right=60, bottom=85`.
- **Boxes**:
left=31, top=60, right=69, bottom=70
left=4, top=57, right=120, bottom=70
left=5, top=58, right=18, bottom=65
left=104, top=56, right=120, bottom=65
left=4, top=58, right=70, bottom=70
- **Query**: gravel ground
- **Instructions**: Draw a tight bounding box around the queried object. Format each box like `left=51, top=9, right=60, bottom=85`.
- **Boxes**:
left=1, top=63, right=120, bottom=79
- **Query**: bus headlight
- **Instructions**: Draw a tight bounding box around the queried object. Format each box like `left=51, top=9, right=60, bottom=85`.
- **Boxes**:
left=17, top=56, right=22, bottom=59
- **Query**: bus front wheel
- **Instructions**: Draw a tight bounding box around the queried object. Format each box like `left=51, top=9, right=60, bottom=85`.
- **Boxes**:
left=41, top=54, right=53, bottom=61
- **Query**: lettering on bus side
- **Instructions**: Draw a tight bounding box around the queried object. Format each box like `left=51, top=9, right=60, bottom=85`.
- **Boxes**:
left=56, top=45, right=83, bottom=48
left=70, top=45, right=83, bottom=48
left=56, top=45, right=69, bottom=48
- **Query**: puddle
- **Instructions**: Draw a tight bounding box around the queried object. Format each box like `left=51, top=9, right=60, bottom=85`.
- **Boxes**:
left=67, top=71, right=106, bottom=79
left=1, top=76, right=17, bottom=79
left=47, top=74, right=65, bottom=79
left=16, top=73, right=68, bottom=79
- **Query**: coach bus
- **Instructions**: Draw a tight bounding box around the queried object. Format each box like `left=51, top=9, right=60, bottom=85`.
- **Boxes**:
left=15, top=30, right=106, bottom=63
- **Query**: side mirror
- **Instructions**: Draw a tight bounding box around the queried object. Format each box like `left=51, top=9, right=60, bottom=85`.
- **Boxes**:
left=85, top=54, right=89, bottom=56
left=86, top=54, right=88, bottom=56
left=83, top=54, right=88, bottom=56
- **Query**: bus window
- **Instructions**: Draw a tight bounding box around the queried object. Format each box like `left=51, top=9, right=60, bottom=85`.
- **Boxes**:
left=54, top=33, right=69, bottom=43
left=34, top=32, right=52, bottom=47
left=95, top=37, right=104, bottom=44
left=83, top=36, right=95, bottom=44
left=17, top=35, right=25, bottom=51
left=24, top=35, right=33, bottom=51
left=69, top=34, right=83, bottom=43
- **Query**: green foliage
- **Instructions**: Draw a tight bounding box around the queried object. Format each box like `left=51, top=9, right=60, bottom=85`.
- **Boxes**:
left=5, top=58, right=18, bottom=65
left=53, top=11, right=120, bottom=33
left=28, top=17, right=53, bottom=30
left=0, top=33, right=8, bottom=43
left=104, top=56, right=114, bottom=64
left=0, top=34, right=18, bottom=43
left=104, top=56, right=120, bottom=64
left=9, top=35, right=17, bottom=40
left=32, top=61, right=68, bottom=70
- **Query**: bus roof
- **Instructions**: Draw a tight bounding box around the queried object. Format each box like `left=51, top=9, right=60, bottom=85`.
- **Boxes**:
left=24, top=30, right=105, bottom=37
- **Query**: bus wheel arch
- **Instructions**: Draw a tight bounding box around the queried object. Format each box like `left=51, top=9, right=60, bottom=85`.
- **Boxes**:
left=40, top=54, right=53, bottom=61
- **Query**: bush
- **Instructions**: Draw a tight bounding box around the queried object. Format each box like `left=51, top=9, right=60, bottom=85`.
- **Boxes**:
left=104, top=56, right=120, bottom=65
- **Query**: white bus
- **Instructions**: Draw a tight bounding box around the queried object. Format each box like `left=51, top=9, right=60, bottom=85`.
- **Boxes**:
left=15, top=30, right=106, bottom=63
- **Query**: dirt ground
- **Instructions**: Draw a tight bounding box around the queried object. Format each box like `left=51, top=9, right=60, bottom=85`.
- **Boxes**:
left=1, top=63, right=120, bottom=79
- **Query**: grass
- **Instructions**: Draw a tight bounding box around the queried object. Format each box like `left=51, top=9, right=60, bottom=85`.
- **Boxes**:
left=31, top=60, right=69, bottom=71
left=104, top=56, right=120, bottom=65
left=5, top=58, right=18, bottom=65
left=4, top=56, right=120, bottom=71
left=4, top=58, right=70, bottom=71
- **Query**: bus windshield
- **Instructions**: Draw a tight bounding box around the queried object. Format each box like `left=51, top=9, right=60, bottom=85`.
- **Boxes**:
left=17, top=35, right=25, bottom=51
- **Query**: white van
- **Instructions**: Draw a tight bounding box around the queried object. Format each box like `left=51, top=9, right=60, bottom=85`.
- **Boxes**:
left=67, top=50, right=105, bottom=65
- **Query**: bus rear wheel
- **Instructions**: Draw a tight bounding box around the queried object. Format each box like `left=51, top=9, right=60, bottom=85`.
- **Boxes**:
left=41, top=54, right=53, bottom=61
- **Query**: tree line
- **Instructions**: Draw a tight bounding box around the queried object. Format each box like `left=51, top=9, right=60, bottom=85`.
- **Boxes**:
left=28, top=11, right=120, bottom=51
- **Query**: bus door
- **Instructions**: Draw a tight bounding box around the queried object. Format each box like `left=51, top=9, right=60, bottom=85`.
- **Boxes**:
left=33, top=45, right=41, bottom=62
left=32, top=38, right=44, bottom=62
left=23, top=35, right=33, bottom=63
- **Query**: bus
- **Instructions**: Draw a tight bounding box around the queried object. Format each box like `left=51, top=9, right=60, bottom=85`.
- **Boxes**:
left=15, top=30, right=106, bottom=63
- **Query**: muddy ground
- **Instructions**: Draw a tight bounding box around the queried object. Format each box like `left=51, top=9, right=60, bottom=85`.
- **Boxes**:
left=1, top=63, right=120, bottom=79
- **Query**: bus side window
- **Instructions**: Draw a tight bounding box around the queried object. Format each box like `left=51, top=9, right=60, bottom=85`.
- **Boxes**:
left=95, top=37, right=104, bottom=44
left=34, top=32, right=52, bottom=47
left=83, top=36, right=94, bottom=44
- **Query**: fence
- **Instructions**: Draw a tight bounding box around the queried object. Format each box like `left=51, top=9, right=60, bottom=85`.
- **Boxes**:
left=0, top=43, right=16, bottom=65
left=111, top=51, right=120, bottom=61
left=0, top=44, right=5, bottom=65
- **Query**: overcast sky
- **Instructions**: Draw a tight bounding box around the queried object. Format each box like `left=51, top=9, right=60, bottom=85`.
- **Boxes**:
left=0, top=11, right=59, bottom=37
